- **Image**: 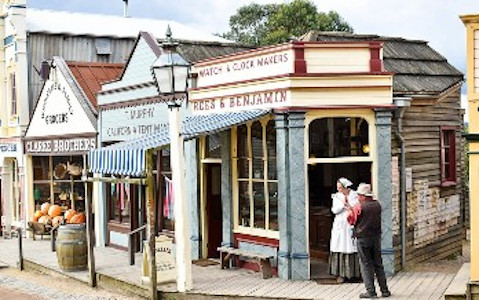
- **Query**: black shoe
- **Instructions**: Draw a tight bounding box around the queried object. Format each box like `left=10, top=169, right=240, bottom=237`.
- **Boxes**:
left=381, top=291, right=391, bottom=297
left=359, top=292, right=378, bottom=298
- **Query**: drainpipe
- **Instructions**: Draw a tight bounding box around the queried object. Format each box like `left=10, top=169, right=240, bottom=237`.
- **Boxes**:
left=393, top=97, right=411, bottom=270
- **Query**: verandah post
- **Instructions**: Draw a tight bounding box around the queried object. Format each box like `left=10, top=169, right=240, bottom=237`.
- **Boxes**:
left=146, top=149, right=158, bottom=300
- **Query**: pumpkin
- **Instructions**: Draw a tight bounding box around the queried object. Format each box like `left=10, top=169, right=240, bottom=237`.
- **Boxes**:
left=38, top=215, right=51, bottom=225
left=64, top=209, right=77, bottom=223
left=40, top=202, right=50, bottom=215
left=33, top=210, right=43, bottom=222
left=48, top=205, right=62, bottom=218
left=69, top=213, right=86, bottom=224
left=52, top=216, right=64, bottom=227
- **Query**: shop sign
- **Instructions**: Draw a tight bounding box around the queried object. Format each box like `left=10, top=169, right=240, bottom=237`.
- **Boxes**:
left=195, top=49, right=294, bottom=88
left=0, top=143, right=18, bottom=153
left=191, top=89, right=290, bottom=114
left=101, top=102, right=169, bottom=142
left=26, top=75, right=96, bottom=138
left=25, top=137, right=96, bottom=154
left=142, top=235, right=176, bottom=284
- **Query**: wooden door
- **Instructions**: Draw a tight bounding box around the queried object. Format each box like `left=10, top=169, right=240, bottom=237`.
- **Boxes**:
left=206, top=164, right=222, bottom=258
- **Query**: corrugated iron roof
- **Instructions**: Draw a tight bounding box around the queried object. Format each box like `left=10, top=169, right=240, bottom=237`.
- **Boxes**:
left=67, top=61, right=124, bottom=107
left=300, top=31, right=464, bottom=95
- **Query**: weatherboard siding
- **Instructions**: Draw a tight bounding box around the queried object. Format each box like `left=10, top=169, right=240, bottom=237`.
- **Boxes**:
left=391, top=90, right=465, bottom=271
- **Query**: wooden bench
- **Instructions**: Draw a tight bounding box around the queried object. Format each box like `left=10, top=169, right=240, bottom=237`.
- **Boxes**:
left=217, top=246, right=274, bottom=279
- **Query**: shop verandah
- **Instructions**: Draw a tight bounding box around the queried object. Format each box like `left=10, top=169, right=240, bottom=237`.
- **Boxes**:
left=0, top=237, right=462, bottom=299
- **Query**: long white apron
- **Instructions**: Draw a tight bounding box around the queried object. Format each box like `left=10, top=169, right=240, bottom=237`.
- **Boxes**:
left=329, top=191, right=358, bottom=254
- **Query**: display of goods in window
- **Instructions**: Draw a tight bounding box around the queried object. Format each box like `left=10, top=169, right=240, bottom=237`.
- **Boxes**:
left=54, top=163, right=68, bottom=179
left=52, top=216, right=64, bottom=227
left=69, top=213, right=86, bottom=224
left=67, top=162, right=82, bottom=176
left=33, top=210, right=43, bottom=222
left=40, top=202, right=50, bottom=215
left=48, top=205, right=62, bottom=218
left=38, top=215, right=52, bottom=225
left=64, top=209, right=77, bottom=222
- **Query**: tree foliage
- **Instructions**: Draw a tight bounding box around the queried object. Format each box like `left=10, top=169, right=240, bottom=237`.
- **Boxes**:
left=221, top=0, right=353, bottom=46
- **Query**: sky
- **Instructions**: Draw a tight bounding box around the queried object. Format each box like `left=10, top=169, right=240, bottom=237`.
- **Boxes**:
left=28, top=0, right=479, bottom=118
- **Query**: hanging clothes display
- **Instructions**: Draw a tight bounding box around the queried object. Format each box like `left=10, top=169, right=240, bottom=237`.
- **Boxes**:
left=163, top=176, right=174, bottom=220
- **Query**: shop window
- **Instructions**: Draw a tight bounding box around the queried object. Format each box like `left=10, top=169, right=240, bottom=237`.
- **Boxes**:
left=205, top=133, right=221, bottom=159
left=32, top=156, right=89, bottom=213
left=10, top=73, right=16, bottom=116
left=159, top=147, right=174, bottom=232
left=309, top=117, right=369, bottom=158
left=236, top=119, right=278, bottom=232
left=440, top=128, right=456, bottom=185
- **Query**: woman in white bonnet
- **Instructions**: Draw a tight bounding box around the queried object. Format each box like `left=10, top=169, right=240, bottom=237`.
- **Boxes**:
left=329, top=177, right=361, bottom=283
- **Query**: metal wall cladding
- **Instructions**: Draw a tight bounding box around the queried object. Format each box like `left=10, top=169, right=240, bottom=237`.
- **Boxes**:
left=28, top=33, right=136, bottom=106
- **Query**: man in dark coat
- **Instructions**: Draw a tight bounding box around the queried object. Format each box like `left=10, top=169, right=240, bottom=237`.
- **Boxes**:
left=354, top=183, right=391, bottom=298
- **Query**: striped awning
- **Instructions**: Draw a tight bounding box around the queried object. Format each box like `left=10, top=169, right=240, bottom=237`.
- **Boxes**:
left=88, top=110, right=270, bottom=176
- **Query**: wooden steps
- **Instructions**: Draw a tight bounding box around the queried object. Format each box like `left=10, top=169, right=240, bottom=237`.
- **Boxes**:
left=444, top=263, right=469, bottom=300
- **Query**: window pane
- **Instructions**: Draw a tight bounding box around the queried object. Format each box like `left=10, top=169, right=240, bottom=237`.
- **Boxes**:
left=237, top=125, right=248, bottom=158
left=444, top=162, right=450, bottom=179
left=252, top=158, right=264, bottom=179
left=33, top=183, right=50, bottom=209
left=266, top=120, right=276, bottom=158
left=251, top=121, right=263, bottom=158
left=268, top=182, right=278, bottom=231
left=206, top=133, right=221, bottom=159
left=238, top=158, right=249, bottom=178
left=33, top=156, right=50, bottom=181
left=309, top=117, right=369, bottom=158
left=268, top=158, right=277, bottom=180
left=443, top=132, right=450, bottom=146
left=239, top=181, right=250, bottom=227
left=253, top=182, right=265, bottom=229
left=444, top=148, right=450, bottom=164
left=161, top=148, right=171, bottom=172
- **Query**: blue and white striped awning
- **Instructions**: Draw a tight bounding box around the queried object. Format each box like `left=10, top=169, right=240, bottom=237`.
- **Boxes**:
left=88, top=110, right=270, bottom=176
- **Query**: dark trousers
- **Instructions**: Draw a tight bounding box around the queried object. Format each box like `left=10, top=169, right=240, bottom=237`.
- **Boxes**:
left=357, top=236, right=389, bottom=295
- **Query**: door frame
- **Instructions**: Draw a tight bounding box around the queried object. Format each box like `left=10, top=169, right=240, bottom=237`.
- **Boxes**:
left=199, top=136, right=222, bottom=259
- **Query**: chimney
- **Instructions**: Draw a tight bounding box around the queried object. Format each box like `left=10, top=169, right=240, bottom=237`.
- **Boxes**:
left=40, top=60, right=50, bottom=81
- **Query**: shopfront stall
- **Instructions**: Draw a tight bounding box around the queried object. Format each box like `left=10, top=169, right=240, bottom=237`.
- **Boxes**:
left=23, top=57, right=123, bottom=224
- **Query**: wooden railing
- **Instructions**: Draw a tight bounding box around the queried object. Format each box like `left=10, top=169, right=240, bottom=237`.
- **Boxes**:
left=128, top=225, right=147, bottom=265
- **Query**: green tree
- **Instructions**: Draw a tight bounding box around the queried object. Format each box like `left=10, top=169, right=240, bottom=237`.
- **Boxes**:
left=221, top=0, right=353, bottom=46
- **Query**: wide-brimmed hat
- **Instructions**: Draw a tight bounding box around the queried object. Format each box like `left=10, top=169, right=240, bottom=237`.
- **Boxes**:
left=357, top=183, right=374, bottom=197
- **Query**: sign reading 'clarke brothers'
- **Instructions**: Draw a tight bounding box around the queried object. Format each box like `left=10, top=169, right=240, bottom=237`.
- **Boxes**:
left=25, top=137, right=96, bottom=154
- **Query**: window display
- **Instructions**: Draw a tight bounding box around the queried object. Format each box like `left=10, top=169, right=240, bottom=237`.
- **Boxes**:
left=32, top=155, right=88, bottom=213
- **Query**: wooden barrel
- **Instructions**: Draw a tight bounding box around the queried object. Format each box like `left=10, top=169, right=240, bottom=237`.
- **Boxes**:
left=56, top=224, right=87, bottom=271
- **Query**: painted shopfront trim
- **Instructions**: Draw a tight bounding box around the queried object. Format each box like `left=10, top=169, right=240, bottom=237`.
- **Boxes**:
left=304, top=109, right=377, bottom=196
left=231, top=116, right=280, bottom=241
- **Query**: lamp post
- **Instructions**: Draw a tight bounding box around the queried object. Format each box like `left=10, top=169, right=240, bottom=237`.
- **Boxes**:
left=151, top=26, right=193, bottom=293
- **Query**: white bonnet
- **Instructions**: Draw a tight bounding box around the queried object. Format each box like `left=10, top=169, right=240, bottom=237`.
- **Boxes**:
left=338, top=177, right=353, bottom=188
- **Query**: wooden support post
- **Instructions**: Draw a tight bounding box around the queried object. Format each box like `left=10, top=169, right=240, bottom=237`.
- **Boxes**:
left=83, top=155, right=96, bottom=287
left=17, top=227, right=23, bottom=271
left=146, top=149, right=158, bottom=300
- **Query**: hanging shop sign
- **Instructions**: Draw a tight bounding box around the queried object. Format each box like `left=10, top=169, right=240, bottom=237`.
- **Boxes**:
left=101, top=102, right=169, bottom=142
left=25, top=137, right=96, bottom=155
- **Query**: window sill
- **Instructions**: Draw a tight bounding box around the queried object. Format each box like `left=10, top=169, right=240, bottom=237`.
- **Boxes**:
left=441, top=180, right=456, bottom=187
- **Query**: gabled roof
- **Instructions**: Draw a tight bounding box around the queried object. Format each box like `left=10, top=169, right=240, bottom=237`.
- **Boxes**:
left=301, top=31, right=464, bottom=96
left=26, top=8, right=230, bottom=43
left=67, top=61, right=124, bottom=107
